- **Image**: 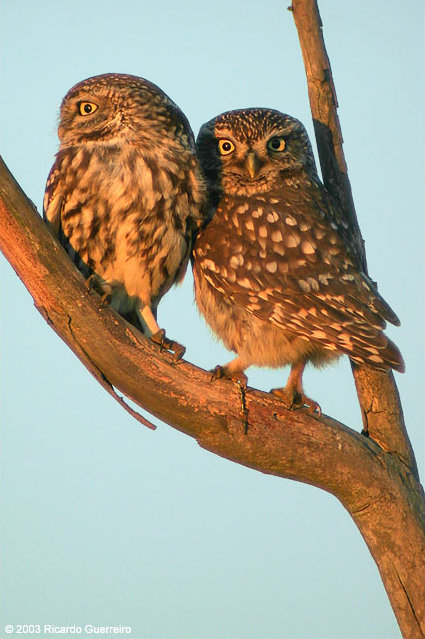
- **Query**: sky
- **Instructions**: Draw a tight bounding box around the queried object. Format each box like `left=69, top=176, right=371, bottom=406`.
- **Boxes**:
left=1, top=1, right=424, bottom=638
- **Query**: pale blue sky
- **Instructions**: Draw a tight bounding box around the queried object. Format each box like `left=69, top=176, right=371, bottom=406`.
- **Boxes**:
left=1, top=2, right=424, bottom=638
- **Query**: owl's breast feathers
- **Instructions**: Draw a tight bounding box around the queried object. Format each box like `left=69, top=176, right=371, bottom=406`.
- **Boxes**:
left=44, top=144, right=205, bottom=284
left=194, top=178, right=404, bottom=372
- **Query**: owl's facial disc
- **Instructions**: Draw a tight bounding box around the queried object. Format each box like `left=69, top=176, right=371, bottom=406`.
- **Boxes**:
left=58, top=91, right=121, bottom=144
left=196, top=108, right=319, bottom=198
left=213, top=124, right=291, bottom=181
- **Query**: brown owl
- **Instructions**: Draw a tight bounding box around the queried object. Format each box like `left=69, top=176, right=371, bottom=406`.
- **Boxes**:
left=193, top=108, right=404, bottom=413
left=44, top=73, right=205, bottom=356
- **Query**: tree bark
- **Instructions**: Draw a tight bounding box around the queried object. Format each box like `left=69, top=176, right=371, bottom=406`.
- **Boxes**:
left=1, top=2, right=424, bottom=637
left=290, top=1, right=424, bottom=636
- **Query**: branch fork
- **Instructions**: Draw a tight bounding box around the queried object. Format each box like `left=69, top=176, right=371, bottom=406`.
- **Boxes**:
left=0, top=1, right=424, bottom=636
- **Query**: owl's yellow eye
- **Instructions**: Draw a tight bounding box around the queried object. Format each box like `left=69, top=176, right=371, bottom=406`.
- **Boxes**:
left=78, top=101, right=98, bottom=116
left=267, top=136, right=286, bottom=152
left=218, top=139, right=235, bottom=156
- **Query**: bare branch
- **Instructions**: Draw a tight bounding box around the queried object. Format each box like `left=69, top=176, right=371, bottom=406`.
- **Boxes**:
left=290, top=0, right=418, bottom=476
left=0, top=155, right=372, bottom=485
left=290, top=1, right=424, bottom=636
left=1, top=4, right=424, bottom=636
left=289, top=0, right=364, bottom=269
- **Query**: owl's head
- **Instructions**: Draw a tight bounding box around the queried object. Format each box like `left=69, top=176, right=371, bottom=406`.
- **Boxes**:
left=196, top=108, right=317, bottom=199
left=57, top=73, right=194, bottom=150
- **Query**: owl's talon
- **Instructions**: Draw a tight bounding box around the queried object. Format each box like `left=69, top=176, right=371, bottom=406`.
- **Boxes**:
left=86, top=275, right=111, bottom=309
left=233, top=372, right=248, bottom=389
left=150, top=330, right=186, bottom=361
left=210, top=365, right=247, bottom=388
left=270, top=386, right=300, bottom=410
left=271, top=386, right=321, bottom=416
left=99, top=292, right=112, bottom=308
left=307, top=399, right=322, bottom=418
left=211, top=365, right=225, bottom=382
left=296, top=393, right=321, bottom=417
left=170, top=341, right=186, bottom=361
left=86, top=274, right=105, bottom=297
left=150, top=329, right=166, bottom=350
left=86, top=274, right=96, bottom=293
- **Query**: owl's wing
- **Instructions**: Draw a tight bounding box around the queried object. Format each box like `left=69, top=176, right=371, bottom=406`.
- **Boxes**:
left=43, top=156, right=64, bottom=237
left=174, top=194, right=209, bottom=286
left=195, top=193, right=404, bottom=371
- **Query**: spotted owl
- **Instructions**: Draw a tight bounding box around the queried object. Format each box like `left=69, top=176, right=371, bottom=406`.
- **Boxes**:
left=193, top=108, right=404, bottom=412
left=44, top=73, right=205, bottom=355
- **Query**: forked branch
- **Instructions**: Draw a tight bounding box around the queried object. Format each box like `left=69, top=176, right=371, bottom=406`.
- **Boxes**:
left=291, top=1, right=424, bottom=636
left=1, top=2, right=424, bottom=636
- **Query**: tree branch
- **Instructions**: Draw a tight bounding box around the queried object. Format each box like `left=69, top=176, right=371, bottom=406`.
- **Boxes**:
left=290, top=1, right=424, bottom=636
left=0, top=156, right=371, bottom=475
left=1, top=146, right=424, bottom=636
left=290, top=0, right=418, bottom=474
left=1, top=4, right=424, bottom=636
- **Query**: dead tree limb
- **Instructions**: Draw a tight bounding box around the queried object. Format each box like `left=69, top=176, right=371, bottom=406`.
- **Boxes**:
left=291, top=1, right=424, bottom=636
left=0, top=2, right=424, bottom=637
left=290, top=0, right=417, bottom=467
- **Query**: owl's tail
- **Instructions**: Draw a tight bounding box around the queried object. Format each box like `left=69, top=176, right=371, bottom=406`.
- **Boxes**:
left=350, top=334, right=405, bottom=373
left=381, top=336, right=405, bottom=373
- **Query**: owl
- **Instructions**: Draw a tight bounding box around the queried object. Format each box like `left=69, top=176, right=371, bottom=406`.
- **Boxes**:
left=44, top=73, right=205, bottom=356
left=193, top=108, right=404, bottom=413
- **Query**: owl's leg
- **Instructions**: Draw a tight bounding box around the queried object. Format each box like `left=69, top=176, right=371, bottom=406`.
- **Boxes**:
left=271, top=360, right=321, bottom=416
left=138, top=305, right=186, bottom=360
left=211, top=357, right=248, bottom=388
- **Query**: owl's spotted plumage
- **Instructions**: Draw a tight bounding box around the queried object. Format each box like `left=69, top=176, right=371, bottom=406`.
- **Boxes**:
left=44, top=73, right=205, bottom=352
left=193, top=108, right=404, bottom=412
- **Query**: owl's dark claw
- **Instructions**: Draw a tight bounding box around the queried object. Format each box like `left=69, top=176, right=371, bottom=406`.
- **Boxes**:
left=86, top=274, right=96, bottom=293
left=170, top=341, right=186, bottom=361
left=270, top=386, right=300, bottom=410
left=210, top=365, right=248, bottom=388
left=301, top=395, right=321, bottom=417
left=271, top=386, right=321, bottom=417
left=99, top=292, right=112, bottom=308
left=211, top=365, right=225, bottom=382
left=86, top=275, right=111, bottom=308
left=150, top=329, right=186, bottom=361
left=86, top=273, right=105, bottom=297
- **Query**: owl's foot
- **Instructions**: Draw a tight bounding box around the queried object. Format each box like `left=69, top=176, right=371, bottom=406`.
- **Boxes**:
left=150, top=329, right=186, bottom=361
left=86, top=275, right=112, bottom=308
left=271, top=386, right=321, bottom=417
left=86, top=274, right=97, bottom=293
left=86, top=273, right=104, bottom=295
left=210, top=365, right=248, bottom=389
left=99, top=292, right=112, bottom=308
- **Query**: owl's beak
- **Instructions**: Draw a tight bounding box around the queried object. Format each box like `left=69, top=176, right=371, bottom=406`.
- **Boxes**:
left=245, top=151, right=261, bottom=179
